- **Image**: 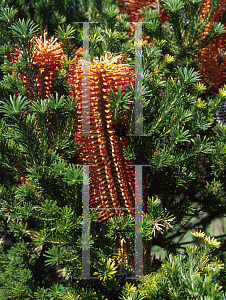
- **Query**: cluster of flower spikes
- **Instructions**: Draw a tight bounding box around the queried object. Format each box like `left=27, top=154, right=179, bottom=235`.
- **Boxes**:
left=9, top=30, right=65, bottom=100
left=69, top=51, right=148, bottom=222
left=198, top=0, right=226, bottom=94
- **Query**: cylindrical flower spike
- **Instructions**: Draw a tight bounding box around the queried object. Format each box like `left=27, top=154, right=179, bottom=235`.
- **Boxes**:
left=9, top=30, right=65, bottom=100
left=69, top=52, right=139, bottom=222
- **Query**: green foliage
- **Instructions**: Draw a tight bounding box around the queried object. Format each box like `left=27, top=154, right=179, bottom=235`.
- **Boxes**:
left=0, top=241, right=36, bottom=299
left=137, top=232, right=225, bottom=299
left=0, top=2, right=18, bottom=81
left=94, top=257, right=118, bottom=281
left=56, top=24, right=77, bottom=59
left=124, top=38, right=226, bottom=229
left=141, top=0, right=225, bottom=61
left=108, top=84, right=134, bottom=133
left=87, top=3, right=133, bottom=59
left=119, top=283, right=146, bottom=300
left=11, top=18, right=39, bottom=43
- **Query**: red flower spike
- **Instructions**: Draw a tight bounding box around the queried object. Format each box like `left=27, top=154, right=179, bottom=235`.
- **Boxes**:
left=69, top=52, right=146, bottom=222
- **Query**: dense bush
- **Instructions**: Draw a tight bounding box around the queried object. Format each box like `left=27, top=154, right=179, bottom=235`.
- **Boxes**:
left=1, top=0, right=226, bottom=299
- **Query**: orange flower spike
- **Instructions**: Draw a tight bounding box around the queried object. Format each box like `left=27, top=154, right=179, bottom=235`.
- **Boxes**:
left=69, top=52, right=137, bottom=222
left=31, top=30, right=65, bottom=99
left=10, top=30, right=65, bottom=100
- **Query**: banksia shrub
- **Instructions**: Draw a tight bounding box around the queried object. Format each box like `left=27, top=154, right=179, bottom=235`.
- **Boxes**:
left=69, top=52, right=137, bottom=222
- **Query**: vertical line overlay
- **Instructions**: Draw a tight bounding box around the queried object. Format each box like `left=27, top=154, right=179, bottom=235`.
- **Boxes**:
left=82, top=22, right=91, bottom=136
left=79, top=164, right=147, bottom=279
left=82, top=165, right=90, bottom=278
left=74, top=22, right=97, bottom=137
left=74, top=165, right=99, bottom=279
left=127, top=165, right=143, bottom=279
left=135, top=165, right=143, bottom=277
left=127, top=22, right=143, bottom=136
